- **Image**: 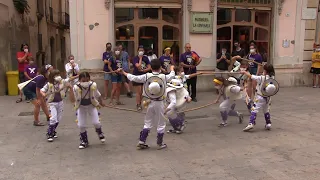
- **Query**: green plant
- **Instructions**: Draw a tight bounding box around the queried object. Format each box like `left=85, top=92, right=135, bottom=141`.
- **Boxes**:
left=13, top=0, right=30, bottom=15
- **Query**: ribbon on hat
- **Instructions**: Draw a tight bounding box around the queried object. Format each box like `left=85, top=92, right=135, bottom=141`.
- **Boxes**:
left=213, top=79, right=223, bottom=85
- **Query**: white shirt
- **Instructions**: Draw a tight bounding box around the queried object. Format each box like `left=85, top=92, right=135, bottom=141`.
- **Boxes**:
left=65, top=63, right=80, bottom=75
left=147, top=54, right=157, bottom=63
left=166, top=91, right=177, bottom=110
left=127, top=71, right=175, bottom=84
left=65, top=63, right=80, bottom=84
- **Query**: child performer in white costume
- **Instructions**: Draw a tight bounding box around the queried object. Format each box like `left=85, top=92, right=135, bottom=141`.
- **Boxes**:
left=165, top=79, right=192, bottom=134
left=230, top=61, right=252, bottom=113
left=173, top=65, right=202, bottom=87
left=68, top=72, right=106, bottom=149
left=120, top=59, right=175, bottom=150
left=213, top=77, right=243, bottom=127
left=241, top=64, right=278, bottom=131
left=41, top=69, right=70, bottom=142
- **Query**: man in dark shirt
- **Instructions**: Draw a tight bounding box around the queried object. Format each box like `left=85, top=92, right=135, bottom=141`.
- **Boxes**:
left=216, top=47, right=231, bottom=79
left=231, top=40, right=246, bottom=61
left=102, top=43, right=112, bottom=99
left=180, top=43, right=202, bottom=102
left=231, top=40, right=246, bottom=71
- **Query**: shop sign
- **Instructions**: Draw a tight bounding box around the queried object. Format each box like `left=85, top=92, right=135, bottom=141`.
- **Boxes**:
left=190, top=12, right=213, bottom=34
left=302, top=8, right=317, bottom=20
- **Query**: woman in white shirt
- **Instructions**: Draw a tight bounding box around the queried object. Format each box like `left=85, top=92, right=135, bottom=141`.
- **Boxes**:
left=146, top=48, right=157, bottom=63
left=65, top=55, right=80, bottom=85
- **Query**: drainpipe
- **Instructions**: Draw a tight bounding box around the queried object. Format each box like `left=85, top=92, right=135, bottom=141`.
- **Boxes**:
left=315, top=1, right=320, bottom=44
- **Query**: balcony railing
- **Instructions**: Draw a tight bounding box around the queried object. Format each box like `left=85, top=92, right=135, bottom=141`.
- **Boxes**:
left=218, top=0, right=273, bottom=6
left=49, top=7, right=53, bottom=21
left=59, top=12, right=70, bottom=28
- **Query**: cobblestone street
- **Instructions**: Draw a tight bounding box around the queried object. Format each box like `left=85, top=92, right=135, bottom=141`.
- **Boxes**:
left=1, top=87, right=320, bottom=180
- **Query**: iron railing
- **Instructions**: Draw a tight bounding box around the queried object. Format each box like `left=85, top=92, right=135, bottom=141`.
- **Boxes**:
left=59, top=12, right=70, bottom=28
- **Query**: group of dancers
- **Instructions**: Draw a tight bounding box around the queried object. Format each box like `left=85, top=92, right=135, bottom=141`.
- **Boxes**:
left=18, top=51, right=279, bottom=150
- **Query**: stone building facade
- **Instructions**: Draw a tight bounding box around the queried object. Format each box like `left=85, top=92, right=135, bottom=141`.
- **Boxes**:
left=70, top=0, right=320, bottom=92
left=0, top=0, right=70, bottom=95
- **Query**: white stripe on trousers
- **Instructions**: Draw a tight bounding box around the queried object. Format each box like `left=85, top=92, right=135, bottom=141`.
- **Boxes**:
left=49, top=101, right=64, bottom=125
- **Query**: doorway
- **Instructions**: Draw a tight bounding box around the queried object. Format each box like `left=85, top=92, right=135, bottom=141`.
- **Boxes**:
left=115, top=8, right=182, bottom=59
left=233, top=26, right=253, bottom=54
left=139, top=26, right=158, bottom=56
left=217, top=7, right=271, bottom=62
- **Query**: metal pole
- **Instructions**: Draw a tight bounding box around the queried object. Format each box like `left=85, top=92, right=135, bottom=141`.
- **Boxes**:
left=316, top=0, right=320, bottom=44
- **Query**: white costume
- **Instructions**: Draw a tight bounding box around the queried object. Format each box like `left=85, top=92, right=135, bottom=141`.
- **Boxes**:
left=72, top=81, right=105, bottom=149
left=65, top=63, right=80, bottom=85
left=216, top=77, right=243, bottom=126
left=173, top=72, right=190, bottom=88
left=165, top=79, right=191, bottom=134
left=244, top=75, right=278, bottom=131
left=147, top=54, right=157, bottom=63
left=126, top=71, right=175, bottom=149
left=230, top=66, right=252, bottom=111
left=41, top=78, right=69, bottom=141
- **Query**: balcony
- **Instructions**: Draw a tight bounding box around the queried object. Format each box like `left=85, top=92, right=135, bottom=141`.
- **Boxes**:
left=49, top=7, right=53, bottom=21
left=58, top=12, right=70, bottom=29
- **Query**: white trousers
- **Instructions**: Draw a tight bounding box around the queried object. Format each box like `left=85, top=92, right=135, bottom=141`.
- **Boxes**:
left=77, top=105, right=100, bottom=128
left=144, top=101, right=166, bottom=134
left=219, top=99, right=234, bottom=112
left=252, top=95, right=270, bottom=114
left=49, top=101, right=64, bottom=125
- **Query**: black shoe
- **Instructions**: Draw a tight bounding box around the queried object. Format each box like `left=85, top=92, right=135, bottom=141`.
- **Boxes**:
left=137, top=104, right=142, bottom=111
left=192, top=98, right=197, bottom=102
left=79, top=142, right=88, bottom=149
left=127, top=92, right=133, bottom=98
left=53, top=131, right=58, bottom=138
left=46, top=133, right=54, bottom=142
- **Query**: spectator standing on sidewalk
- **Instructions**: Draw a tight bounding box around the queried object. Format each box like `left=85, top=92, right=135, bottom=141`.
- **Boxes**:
left=310, top=43, right=320, bottom=88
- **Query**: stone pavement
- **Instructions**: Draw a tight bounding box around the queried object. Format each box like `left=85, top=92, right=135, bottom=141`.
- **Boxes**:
left=1, top=87, right=320, bottom=180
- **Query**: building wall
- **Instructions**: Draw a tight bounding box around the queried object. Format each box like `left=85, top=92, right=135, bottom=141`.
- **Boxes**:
left=70, top=0, right=319, bottom=91
left=0, top=0, right=38, bottom=95
left=273, top=0, right=319, bottom=87
left=0, top=0, right=70, bottom=95
left=189, top=0, right=214, bottom=71
left=302, top=0, right=319, bottom=85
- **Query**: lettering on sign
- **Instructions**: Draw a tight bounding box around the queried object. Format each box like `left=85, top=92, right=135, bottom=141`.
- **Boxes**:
left=190, top=12, right=213, bottom=33
left=302, top=8, right=317, bottom=20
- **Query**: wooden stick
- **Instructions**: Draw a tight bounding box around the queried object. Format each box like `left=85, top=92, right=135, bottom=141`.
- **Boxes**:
left=201, top=71, right=241, bottom=74
left=80, top=70, right=114, bottom=74
left=240, top=58, right=263, bottom=66
left=180, top=102, right=215, bottom=113
left=103, top=104, right=146, bottom=114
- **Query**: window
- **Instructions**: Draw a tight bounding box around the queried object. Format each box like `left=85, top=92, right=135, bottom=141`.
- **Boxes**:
left=66, top=0, right=69, bottom=14
left=217, top=8, right=231, bottom=25
left=162, top=8, right=180, bottom=24
left=254, top=28, right=268, bottom=41
left=163, top=26, right=179, bottom=40
left=255, top=11, right=270, bottom=26
left=115, top=8, right=134, bottom=23
left=138, top=8, right=158, bottom=19
left=235, top=9, right=251, bottom=22
left=139, top=26, right=158, bottom=56
left=217, top=27, right=231, bottom=40
left=115, top=25, right=134, bottom=40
